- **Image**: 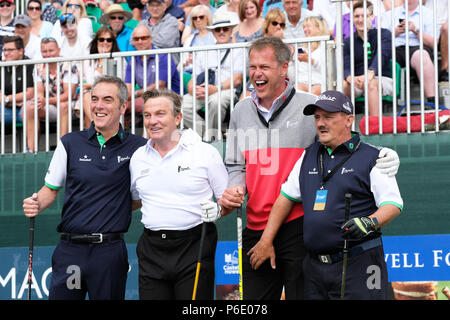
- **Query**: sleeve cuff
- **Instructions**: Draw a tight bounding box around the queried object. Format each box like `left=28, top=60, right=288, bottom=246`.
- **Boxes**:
left=379, top=201, right=403, bottom=212
left=45, top=182, right=62, bottom=190
left=281, top=190, right=302, bottom=203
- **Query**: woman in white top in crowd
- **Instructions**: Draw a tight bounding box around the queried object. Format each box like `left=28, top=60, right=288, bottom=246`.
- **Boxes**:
left=214, top=0, right=240, bottom=25
left=27, top=0, right=53, bottom=38
left=51, top=0, right=93, bottom=46
left=179, top=5, right=215, bottom=75
left=296, top=16, right=329, bottom=96
left=233, top=0, right=263, bottom=43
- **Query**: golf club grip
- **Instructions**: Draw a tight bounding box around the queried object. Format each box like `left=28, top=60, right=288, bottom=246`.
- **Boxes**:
left=197, top=223, right=207, bottom=261
left=236, top=206, right=242, bottom=249
left=28, top=217, right=35, bottom=300
left=344, top=193, right=352, bottom=222
left=236, top=206, right=243, bottom=300
left=192, top=223, right=207, bottom=300
left=341, top=194, right=352, bottom=300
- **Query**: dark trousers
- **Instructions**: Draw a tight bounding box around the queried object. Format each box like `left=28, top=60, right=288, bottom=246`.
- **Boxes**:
left=395, top=45, right=434, bottom=68
left=303, top=245, right=389, bottom=300
left=242, top=218, right=306, bottom=300
left=49, top=239, right=128, bottom=300
left=137, top=223, right=217, bottom=300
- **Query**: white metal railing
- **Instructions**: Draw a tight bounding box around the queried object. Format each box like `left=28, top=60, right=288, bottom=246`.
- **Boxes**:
left=337, top=0, right=450, bottom=135
left=0, top=36, right=332, bottom=154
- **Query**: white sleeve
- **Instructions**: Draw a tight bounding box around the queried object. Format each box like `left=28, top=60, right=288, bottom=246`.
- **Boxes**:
left=207, top=146, right=229, bottom=200
left=280, top=152, right=305, bottom=202
left=370, top=166, right=403, bottom=210
left=44, top=140, right=67, bottom=189
left=79, top=18, right=94, bottom=39
left=129, top=153, right=141, bottom=201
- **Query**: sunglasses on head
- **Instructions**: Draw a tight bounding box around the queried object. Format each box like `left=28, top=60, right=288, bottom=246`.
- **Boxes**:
left=41, top=37, right=58, bottom=44
left=60, top=14, right=77, bottom=27
left=271, top=21, right=286, bottom=28
left=98, top=37, right=113, bottom=43
left=67, top=3, right=81, bottom=9
left=213, top=26, right=230, bottom=33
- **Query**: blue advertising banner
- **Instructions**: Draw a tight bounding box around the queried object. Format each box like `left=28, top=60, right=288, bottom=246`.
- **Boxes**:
left=1, top=235, right=450, bottom=300
left=383, top=234, right=450, bottom=281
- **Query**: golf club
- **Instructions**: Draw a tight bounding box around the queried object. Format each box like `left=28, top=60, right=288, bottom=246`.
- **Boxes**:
left=28, top=217, right=35, bottom=300
left=341, top=193, right=352, bottom=300
left=237, top=205, right=243, bottom=300
left=192, top=222, right=207, bottom=300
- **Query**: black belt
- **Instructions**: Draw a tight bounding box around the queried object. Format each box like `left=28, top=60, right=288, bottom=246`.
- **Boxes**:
left=60, top=232, right=124, bottom=244
left=144, top=223, right=206, bottom=240
left=313, top=237, right=382, bottom=264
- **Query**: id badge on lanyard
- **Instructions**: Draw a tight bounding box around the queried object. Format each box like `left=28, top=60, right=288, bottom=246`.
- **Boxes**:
left=313, top=141, right=360, bottom=212
left=313, top=189, right=328, bottom=211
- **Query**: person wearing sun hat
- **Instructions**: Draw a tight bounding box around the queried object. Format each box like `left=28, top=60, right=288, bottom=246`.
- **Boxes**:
left=100, top=3, right=134, bottom=52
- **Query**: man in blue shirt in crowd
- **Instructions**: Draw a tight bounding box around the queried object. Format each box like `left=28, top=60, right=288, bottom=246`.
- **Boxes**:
left=99, top=4, right=134, bottom=53
left=342, top=0, right=392, bottom=117
left=381, top=0, right=437, bottom=106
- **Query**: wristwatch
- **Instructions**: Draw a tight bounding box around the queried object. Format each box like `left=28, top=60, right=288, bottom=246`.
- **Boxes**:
left=5, top=95, right=10, bottom=104
left=371, top=217, right=379, bottom=229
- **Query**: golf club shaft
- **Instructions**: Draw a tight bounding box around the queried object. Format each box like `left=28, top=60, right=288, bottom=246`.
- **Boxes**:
left=192, top=222, right=207, bottom=300
left=28, top=217, right=35, bottom=300
left=341, top=193, right=352, bottom=300
left=237, top=206, right=243, bottom=300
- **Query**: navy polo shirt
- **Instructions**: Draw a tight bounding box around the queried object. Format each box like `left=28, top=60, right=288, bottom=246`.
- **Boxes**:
left=45, top=124, right=147, bottom=234
left=299, top=133, right=383, bottom=254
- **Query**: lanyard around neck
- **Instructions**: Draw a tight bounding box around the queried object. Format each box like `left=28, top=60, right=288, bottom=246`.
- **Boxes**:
left=319, top=140, right=361, bottom=189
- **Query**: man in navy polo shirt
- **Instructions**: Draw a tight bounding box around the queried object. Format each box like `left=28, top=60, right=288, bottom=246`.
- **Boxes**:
left=248, top=90, right=403, bottom=300
left=23, top=75, right=147, bottom=300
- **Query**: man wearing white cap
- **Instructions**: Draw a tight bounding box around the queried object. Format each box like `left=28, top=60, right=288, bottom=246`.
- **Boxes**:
left=99, top=4, right=134, bottom=53
left=182, top=12, right=244, bottom=141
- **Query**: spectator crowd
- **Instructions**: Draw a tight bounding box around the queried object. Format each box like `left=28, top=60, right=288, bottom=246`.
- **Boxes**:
left=0, top=0, right=449, bottom=150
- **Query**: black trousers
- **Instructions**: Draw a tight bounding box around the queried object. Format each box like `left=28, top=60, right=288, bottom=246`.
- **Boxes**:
left=137, top=223, right=217, bottom=300
left=242, top=218, right=306, bottom=300
left=303, top=245, right=389, bottom=300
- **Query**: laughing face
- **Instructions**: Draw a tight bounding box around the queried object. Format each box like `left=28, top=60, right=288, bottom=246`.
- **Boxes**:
left=249, top=46, right=289, bottom=108
left=90, top=82, right=126, bottom=135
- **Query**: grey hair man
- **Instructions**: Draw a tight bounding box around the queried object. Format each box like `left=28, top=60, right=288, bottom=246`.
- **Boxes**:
left=282, top=0, right=314, bottom=39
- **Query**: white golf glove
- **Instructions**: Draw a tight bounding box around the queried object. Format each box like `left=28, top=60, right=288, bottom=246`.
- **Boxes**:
left=200, top=200, right=221, bottom=223
left=376, top=147, right=400, bottom=177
